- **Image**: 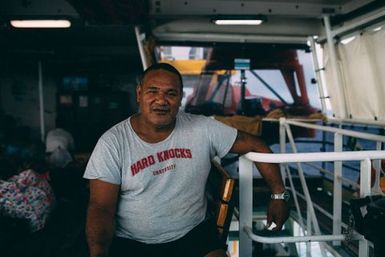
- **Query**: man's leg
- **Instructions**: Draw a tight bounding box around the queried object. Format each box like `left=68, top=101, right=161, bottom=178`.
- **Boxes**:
left=204, top=248, right=228, bottom=257
left=176, top=219, right=228, bottom=257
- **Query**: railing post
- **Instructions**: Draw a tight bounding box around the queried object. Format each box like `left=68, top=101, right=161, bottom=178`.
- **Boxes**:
left=358, top=158, right=371, bottom=257
left=308, top=36, right=327, bottom=114
left=306, top=203, right=312, bottom=257
left=279, top=118, right=287, bottom=182
left=333, top=133, right=343, bottom=246
left=239, top=156, right=254, bottom=257
left=360, top=158, right=372, bottom=197
left=323, top=15, right=347, bottom=118
left=372, top=141, right=383, bottom=194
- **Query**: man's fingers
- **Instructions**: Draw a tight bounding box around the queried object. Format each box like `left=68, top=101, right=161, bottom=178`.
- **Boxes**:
left=266, top=213, right=273, bottom=228
left=272, top=221, right=283, bottom=231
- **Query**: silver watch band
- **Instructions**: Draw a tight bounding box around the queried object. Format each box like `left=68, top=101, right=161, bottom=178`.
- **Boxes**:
left=271, top=190, right=290, bottom=201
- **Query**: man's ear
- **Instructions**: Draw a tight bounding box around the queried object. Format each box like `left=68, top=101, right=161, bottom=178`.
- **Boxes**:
left=136, top=85, right=141, bottom=103
left=178, top=90, right=183, bottom=107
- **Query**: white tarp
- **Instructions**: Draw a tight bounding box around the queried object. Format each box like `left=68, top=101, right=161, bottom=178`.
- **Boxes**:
left=323, top=28, right=385, bottom=123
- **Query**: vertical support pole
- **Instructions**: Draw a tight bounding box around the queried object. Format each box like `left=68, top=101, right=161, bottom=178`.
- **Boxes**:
left=38, top=61, right=45, bottom=143
left=135, top=26, right=149, bottom=70
left=239, top=156, right=253, bottom=257
left=360, top=158, right=372, bottom=197
left=285, top=124, right=327, bottom=257
left=333, top=133, right=343, bottom=246
left=323, top=15, right=347, bottom=118
left=240, top=70, right=246, bottom=115
left=308, top=36, right=327, bottom=114
left=358, top=158, right=371, bottom=257
left=306, top=203, right=312, bottom=257
left=279, top=118, right=286, bottom=181
left=372, top=142, right=383, bottom=194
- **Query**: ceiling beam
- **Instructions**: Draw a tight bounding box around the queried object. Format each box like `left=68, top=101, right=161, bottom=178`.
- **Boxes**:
left=149, top=0, right=341, bottom=18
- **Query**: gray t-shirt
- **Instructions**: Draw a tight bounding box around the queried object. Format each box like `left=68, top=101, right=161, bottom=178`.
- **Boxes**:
left=83, top=111, right=237, bottom=243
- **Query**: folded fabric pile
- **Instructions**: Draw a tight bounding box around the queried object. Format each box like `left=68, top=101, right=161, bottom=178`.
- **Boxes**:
left=0, top=169, right=55, bottom=232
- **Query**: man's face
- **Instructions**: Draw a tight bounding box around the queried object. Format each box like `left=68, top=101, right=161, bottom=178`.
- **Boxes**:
left=137, top=69, right=182, bottom=128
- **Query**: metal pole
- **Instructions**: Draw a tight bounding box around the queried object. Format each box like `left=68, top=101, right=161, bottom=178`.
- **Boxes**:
left=239, top=156, right=253, bottom=257
left=286, top=119, right=385, bottom=142
left=308, top=36, right=327, bottom=114
left=359, top=158, right=371, bottom=257
left=323, top=15, right=347, bottom=119
left=281, top=118, right=306, bottom=233
left=332, top=11, right=385, bottom=37
left=372, top=141, right=384, bottom=194
left=285, top=124, right=327, bottom=257
left=38, top=61, right=45, bottom=143
left=251, top=70, right=288, bottom=104
left=279, top=118, right=286, bottom=180
left=240, top=70, right=246, bottom=115
left=333, top=133, right=343, bottom=246
left=135, top=26, right=149, bottom=70
left=244, top=226, right=345, bottom=243
left=306, top=202, right=312, bottom=257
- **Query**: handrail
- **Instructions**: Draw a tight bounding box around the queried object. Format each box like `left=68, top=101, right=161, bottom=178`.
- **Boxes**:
left=281, top=118, right=384, bottom=256
left=243, top=227, right=346, bottom=244
left=238, top=150, right=385, bottom=257
left=244, top=150, right=385, bottom=163
left=285, top=119, right=385, bottom=142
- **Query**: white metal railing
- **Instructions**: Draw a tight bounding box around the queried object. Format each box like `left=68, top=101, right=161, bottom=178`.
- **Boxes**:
left=278, top=119, right=385, bottom=257
left=239, top=150, right=385, bottom=257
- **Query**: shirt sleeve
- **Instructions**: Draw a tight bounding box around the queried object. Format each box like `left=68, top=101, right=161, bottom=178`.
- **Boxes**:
left=83, top=137, right=121, bottom=185
left=205, top=117, right=238, bottom=159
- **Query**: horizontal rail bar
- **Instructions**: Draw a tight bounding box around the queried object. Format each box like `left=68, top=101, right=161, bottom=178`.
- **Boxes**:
left=244, top=150, right=385, bottom=163
left=294, top=190, right=349, bottom=229
left=243, top=226, right=345, bottom=244
left=285, top=119, right=385, bottom=142
left=328, top=117, right=385, bottom=127
left=301, top=162, right=357, bottom=186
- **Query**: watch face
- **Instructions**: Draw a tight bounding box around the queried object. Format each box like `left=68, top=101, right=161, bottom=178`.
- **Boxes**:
left=271, top=191, right=290, bottom=201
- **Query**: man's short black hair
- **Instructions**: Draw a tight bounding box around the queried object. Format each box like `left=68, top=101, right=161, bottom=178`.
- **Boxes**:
left=139, top=63, right=183, bottom=91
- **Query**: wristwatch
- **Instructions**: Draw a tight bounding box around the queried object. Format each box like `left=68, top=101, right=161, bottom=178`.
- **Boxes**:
left=271, top=190, right=290, bottom=202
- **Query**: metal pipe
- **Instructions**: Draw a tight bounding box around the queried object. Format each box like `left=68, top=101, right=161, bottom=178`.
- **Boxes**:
left=317, top=11, right=385, bottom=44
left=323, top=15, right=347, bottom=119
left=38, top=61, right=45, bottom=142
left=239, top=156, right=253, bottom=257
left=302, top=162, right=357, bottom=187
left=308, top=36, right=327, bottom=113
left=286, top=120, right=385, bottom=142
left=372, top=142, right=384, bottom=195
left=286, top=165, right=306, bottom=233
left=333, top=133, right=343, bottom=246
left=279, top=118, right=287, bottom=181
left=244, top=150, right=385, bottom=163
left=326, top=8, right=385, bottom=40
left=243, top=226, right=345, bottom=244
left=153, top=32, right=307, bottom=44
left=285, top=124, right=326, bottom=257
left=135, top=26, right=149, bottom=70
left=250, top=70, right=288, bottom=104
left=328, top=117, right=385, bottom=126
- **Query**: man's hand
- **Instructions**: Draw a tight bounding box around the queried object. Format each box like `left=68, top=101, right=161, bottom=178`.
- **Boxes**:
left=266, top=199, right=290, bottom=231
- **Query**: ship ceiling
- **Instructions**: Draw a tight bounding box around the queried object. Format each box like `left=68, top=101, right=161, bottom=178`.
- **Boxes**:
left=0, top=0, right=384, bottom=68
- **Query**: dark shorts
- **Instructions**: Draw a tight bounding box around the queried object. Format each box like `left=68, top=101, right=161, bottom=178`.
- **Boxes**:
left=110, top=219, right=223, bottom=257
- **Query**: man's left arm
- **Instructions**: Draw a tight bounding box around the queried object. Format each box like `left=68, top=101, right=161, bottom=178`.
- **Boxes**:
left=230, top=130, right=289, bottom=231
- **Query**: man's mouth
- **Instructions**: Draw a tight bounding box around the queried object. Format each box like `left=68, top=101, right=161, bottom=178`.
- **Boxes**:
left=152, top=106, right=170, bottom=114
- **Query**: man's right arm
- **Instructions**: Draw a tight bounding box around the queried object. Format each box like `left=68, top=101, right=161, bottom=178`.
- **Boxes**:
left=86, top=179, right=120, bottom=257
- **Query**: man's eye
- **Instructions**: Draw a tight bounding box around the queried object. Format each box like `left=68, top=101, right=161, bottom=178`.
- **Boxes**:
left=167, top=91, right=178, bottom=96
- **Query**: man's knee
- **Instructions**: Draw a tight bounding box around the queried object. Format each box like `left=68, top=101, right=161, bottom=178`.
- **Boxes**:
left=204, top=248, right=228, bottom=257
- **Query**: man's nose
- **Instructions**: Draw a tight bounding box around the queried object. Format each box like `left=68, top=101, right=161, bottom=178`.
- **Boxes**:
left=155, top=92, right=168, bottom=102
